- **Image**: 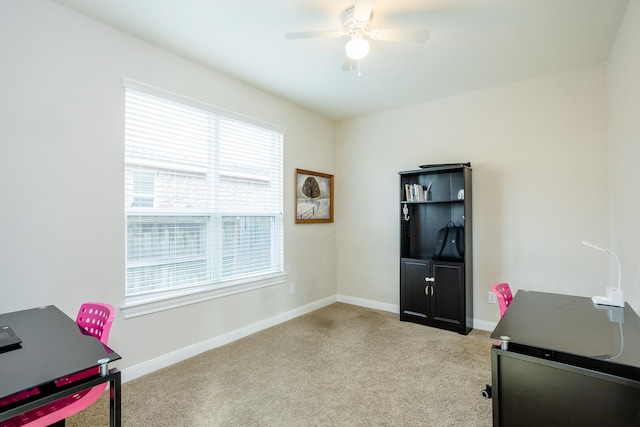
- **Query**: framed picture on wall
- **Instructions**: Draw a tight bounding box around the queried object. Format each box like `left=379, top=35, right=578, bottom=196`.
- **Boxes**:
left=295, top=169, right=334, bottom=224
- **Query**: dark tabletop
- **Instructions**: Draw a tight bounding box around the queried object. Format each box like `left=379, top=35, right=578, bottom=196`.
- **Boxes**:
left=491, top=290, right=640, bottom=370
left=0, top=305, right=120, bottom=400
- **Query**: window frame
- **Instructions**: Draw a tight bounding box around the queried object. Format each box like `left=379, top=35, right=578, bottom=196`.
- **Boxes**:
left=121, top=78, right=286, bottom=318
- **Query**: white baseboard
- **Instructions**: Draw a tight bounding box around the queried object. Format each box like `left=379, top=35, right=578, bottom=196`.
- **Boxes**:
left=337, top=294, right=399, bottom=314
left=121, top=295, right=336, bottom=383
left=473, top=319, right=498, bottom=332
left=121, top=294, right=495, bottom=383
left=337, top=294, right=496, bottom=332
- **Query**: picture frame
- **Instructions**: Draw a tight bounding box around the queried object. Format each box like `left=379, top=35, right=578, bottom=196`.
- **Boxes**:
left=295, top=169, right=334, bottom=223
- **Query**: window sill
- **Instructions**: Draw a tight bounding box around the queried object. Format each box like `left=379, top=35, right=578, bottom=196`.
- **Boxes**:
left=120, top=272, right=287, bottom=318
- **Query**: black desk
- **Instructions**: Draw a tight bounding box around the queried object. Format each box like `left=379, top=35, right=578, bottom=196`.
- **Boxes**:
left=0, top=305, right=121, bottom=426
left=490, top=291, right=640, bottom=426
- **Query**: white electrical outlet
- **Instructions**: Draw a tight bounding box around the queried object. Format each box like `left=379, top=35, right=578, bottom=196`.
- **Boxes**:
left=488, top=291, right=497, bottom=304
left=290, top=283, right=296, bottom=294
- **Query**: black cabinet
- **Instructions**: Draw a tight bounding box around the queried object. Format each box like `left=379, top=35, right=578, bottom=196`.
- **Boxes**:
left=399, top=164, right=472, bottom=334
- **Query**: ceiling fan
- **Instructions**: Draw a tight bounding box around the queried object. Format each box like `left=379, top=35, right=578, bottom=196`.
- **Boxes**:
left=284, top=0, right=430, bottom=72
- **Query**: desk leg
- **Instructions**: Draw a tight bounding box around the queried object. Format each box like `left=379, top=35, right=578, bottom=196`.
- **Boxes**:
left=109, top=369, right=122, bottom=427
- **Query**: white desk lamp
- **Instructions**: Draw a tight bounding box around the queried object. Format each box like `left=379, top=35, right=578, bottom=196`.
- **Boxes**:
left=582, top=241, right=624, bottom=307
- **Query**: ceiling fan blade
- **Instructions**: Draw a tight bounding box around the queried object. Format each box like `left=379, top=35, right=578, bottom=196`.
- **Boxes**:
left=342, top=56, right=356, bottom=71
left=285, top=30, right=345, bottom=40
left=353, top=0, right=374, bottom=22
left=369, top=29, right=430, bottom=43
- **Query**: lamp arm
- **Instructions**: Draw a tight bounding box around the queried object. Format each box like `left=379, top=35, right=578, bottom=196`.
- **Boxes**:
left=582, top=241, right=622, bottom=290
left=604, top=248, right=622, bottom=291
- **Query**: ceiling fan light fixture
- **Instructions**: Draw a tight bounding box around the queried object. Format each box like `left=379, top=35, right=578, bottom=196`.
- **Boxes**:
left=345, top=36, right=370, bottom=60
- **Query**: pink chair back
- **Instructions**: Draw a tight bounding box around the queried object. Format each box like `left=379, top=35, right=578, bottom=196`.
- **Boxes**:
left=76, top=302, right=115, bottom=344
left=491, top=282, right=513, bottom=318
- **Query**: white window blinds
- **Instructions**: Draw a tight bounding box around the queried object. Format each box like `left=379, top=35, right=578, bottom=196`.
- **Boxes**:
left=124, top=80, right=284, bottom=299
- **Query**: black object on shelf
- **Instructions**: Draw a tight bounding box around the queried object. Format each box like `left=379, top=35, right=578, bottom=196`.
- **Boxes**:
left=419, top=162, right=471, bottom=170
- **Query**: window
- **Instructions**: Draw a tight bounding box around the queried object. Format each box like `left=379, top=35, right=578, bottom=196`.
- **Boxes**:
left=123, top=79, right=284, bottom=315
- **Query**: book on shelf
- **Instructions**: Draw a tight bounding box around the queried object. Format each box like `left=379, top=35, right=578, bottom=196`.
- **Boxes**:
left=415, top=184, right=424, bottom=201
left=405, top=182, right=433, bottom=202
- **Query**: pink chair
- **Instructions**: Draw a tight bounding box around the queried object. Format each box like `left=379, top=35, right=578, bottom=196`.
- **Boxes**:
left=482, top=283, right=513, bottom=399
left=0, top=302, right=115, bottom=427
left=0, top=389, right=40, bottom=410
left=491, top=282, right=513, bottom=318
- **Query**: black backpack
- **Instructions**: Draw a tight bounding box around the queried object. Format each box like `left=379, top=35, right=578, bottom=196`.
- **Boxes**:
left=433, top=222, right=464, bottom=262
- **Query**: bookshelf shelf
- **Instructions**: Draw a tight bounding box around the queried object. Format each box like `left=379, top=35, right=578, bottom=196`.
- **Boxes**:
left=401, top=199, right=464, bottom=204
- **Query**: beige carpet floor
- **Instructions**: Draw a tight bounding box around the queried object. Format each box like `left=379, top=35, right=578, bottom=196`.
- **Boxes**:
left=68, top=303, right=494, bottom=426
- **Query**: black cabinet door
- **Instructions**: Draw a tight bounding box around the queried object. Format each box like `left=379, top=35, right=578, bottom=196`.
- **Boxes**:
left=400, top=258, right=430, bottom=321
left=401, top=259, right=466, bottom=333
left=432, top=262, right=464, bottom=330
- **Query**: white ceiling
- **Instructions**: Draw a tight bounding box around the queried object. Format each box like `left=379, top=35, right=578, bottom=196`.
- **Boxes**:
left=51, top=0, right=629, bottom=121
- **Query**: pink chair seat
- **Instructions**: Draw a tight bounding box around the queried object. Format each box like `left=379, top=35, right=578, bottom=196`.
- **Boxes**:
left=0, top=388, right=40, bottom=409
left=0, top=387, right=101, bottom=427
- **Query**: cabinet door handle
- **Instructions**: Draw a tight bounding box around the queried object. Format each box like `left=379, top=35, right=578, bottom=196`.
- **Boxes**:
left=425, top=277, right=435, bottom=282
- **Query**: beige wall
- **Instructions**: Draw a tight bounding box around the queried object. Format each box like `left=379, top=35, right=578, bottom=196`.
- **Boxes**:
left=608, top=0, right=640, bottom=313
left=0, top=0, right=336, bottom=373
left=1, top=0, right=637, bottom=380
left=336, top=63, right=611, bottom=324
